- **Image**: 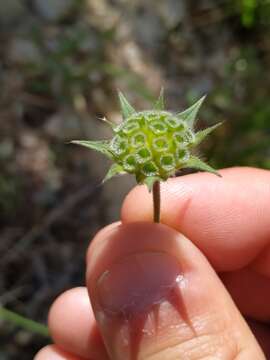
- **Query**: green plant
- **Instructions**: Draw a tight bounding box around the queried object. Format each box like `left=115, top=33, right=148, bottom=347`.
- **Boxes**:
left=0, top=307, right=49, bottom=337
left=72, top=90, right=221, bottom=222
left=231, top=0, right=270, bottom=28
left=240, top=0, right=258, bottom=27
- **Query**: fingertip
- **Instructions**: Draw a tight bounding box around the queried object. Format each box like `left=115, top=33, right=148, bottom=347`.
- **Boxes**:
left=48, top=287, right=108, bottom=360
left=121, top=167, right=270, bottom=271
left=86, top=222, right=264, bottom=359
left=121, top=184, right=152, bottom=223
left=34, top=345, right=81, bottom=360
left=48, top=287, right=92, bottom=334
left=86, top=222, right=121, bottom=264
left=121, top=176, right=193, bottom=227
left=121, top=167, right=251, bottom=224
left=34, top=345, right=52, bottom=360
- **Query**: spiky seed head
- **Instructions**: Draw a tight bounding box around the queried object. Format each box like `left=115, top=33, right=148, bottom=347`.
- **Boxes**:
left=71, top=90, right=222, bottom=192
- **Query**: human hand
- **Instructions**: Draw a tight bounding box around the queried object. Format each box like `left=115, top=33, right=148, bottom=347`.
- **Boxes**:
left=35, top=167, right=270, bottom=359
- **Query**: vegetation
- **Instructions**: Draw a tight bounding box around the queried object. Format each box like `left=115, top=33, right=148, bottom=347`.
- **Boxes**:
left=0, top=1, right=269, bottom=358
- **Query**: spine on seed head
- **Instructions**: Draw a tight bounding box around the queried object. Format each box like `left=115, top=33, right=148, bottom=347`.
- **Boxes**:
left=71, top=89, right=222, bottom=192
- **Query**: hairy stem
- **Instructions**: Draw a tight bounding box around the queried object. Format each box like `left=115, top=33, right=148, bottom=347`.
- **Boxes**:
left=153, top=181, right=160, bottom=223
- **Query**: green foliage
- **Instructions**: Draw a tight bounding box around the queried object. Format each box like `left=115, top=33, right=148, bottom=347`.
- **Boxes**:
left=177, top=95, right=206, bottom=128
left=118, top=92, right=136, bottom=118
left=0, top=307, right=49, bottom=338
left=231, top=0, right=270, bottom=28
left=193, top=123, right=223, bottom=147
left=103, top=163, right=126, bottom=183
left=205, top=46, right=270, bottom=171
left=0, top=175, right=21, bottom=216
left=19, top=26, right=153, bottom=106
left=241, top=0, right=258, bottom=27
left=153, top=88, right=165, bottom=110
left=71, top=140, right=113, bottom=159
left=72, top=91, right=221, bottom=191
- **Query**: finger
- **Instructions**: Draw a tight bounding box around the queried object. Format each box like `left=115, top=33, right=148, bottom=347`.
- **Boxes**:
left=247, top=319, right=270, bottom=357
left=252, top=245, right=270, bottom=278
left=121, top=167, right=270, bottom=322
left=34, top=345, right=84, bottom=360
left=221, top=268, right=270, bottom=322
left=121, top=167, right=270, bottom=272
left=86, top=222, right=264, bottom=360
left=48, top=287, right=108, bottom=360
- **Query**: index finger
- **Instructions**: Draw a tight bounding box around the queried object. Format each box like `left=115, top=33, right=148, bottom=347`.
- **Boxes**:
left=121, top=167, right=270, bottom=272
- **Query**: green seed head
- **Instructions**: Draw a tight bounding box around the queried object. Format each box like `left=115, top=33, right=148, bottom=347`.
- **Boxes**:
left=109, top=111, right=191, bottom=182
left=71, top=90, right=222, bottom=191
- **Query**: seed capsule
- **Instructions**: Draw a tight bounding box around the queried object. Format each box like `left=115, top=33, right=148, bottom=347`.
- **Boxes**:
left=71, top=91, right=222, bottom=191
left=110, top=110, right=200, bottom=180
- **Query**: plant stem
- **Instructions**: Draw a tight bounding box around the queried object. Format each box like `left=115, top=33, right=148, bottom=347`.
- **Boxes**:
left=0, top=306, right=50, bottom=337
left=153, top=181, right=160, bottom=223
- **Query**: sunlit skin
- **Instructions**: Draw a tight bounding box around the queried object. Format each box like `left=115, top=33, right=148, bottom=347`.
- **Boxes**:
left=35, top=167, right=270, bottom=359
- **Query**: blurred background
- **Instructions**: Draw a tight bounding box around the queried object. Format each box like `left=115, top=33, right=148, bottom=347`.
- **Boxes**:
left=0, top=0, right=269, bottom=358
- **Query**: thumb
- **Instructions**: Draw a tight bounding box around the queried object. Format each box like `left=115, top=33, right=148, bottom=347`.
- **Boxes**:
left=86, top=222, right=265, bottom=360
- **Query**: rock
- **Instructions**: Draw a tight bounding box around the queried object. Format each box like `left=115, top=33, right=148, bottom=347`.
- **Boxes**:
left=34, top=0, right=75, bottom=22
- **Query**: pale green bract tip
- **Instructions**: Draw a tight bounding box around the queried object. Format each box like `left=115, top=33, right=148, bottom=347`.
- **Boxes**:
left=118, top=91, right=136, bottom=119
left=177, top=95, right=206, bottom=128
left=185, top=156, right=221, bottom=177
left=71, top=91, right=222, bottom=191
left=192, top=122, right=223, bottom=147
left=153, top=87, right=165, bottom=111
left=102, top=163, right=126, bottom=183
left=71, top=140, right=113, bottom=159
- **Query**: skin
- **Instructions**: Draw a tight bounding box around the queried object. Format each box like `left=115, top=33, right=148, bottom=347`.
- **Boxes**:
left=35, top=167, right=270, bottom=359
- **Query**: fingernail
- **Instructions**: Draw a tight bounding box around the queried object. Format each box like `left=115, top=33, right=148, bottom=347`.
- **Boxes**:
left=96, top=252, right=186, bottom=360
left=97, top=252, right=183, bottom=317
